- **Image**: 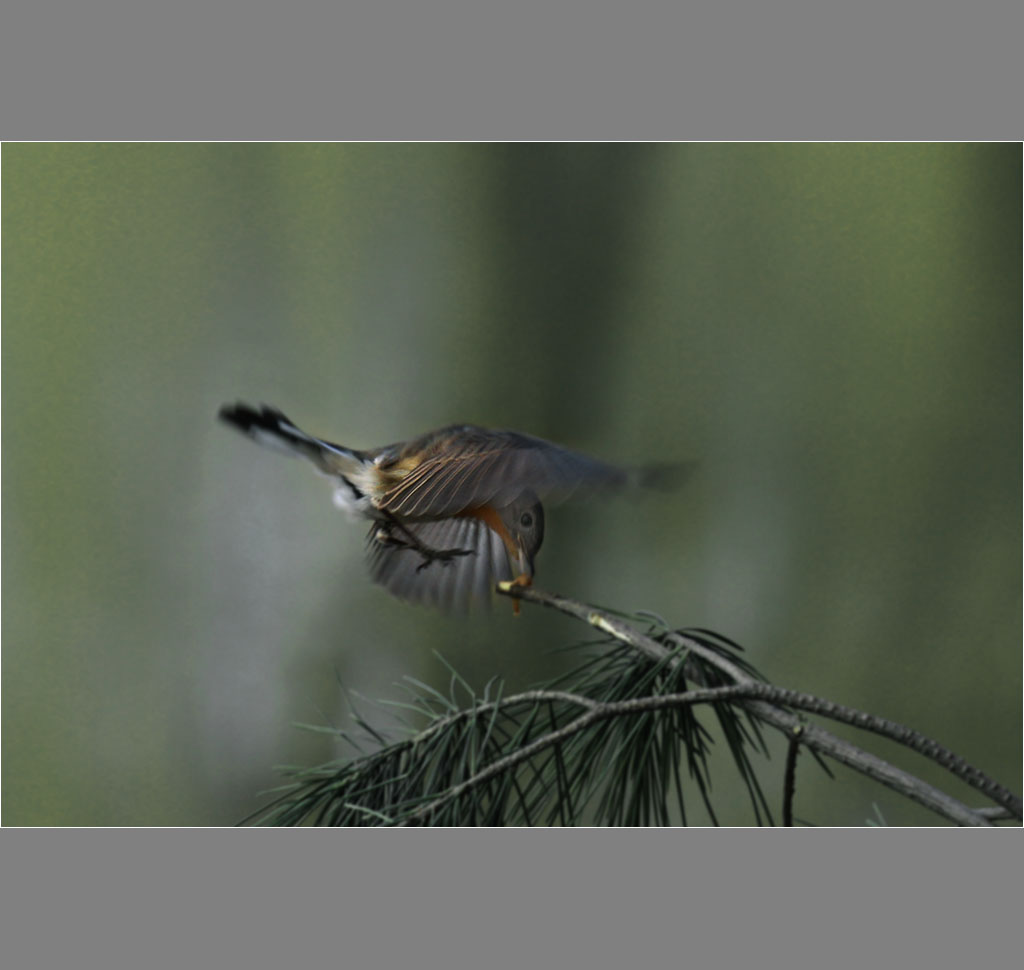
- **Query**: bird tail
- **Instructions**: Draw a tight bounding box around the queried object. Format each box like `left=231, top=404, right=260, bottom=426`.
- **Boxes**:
left=218, top=403, right=367, bottom=476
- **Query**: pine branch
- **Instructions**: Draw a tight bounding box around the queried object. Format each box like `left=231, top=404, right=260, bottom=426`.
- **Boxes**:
left=497, top=582, right=1022, bottom=825
left=399, top=684, right=786, bottom=825
left=241, top=585, right=1021, bottom=827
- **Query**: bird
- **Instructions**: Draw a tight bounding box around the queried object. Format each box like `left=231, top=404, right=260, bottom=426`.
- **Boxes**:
left=218, top=403, right=672, bottom=612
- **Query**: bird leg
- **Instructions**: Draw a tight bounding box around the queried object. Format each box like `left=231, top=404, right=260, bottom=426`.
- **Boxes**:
left=374, top=513, right=475, bottom=572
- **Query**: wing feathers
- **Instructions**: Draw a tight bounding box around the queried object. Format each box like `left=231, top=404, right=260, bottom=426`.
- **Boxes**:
left=378, top=431, right=627, bottom=518
left=365, top=516, right=513, bottom=612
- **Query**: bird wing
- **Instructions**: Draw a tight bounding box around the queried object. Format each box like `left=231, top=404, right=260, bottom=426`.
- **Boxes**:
left=374, top=427, right=628, bottom=518
left=364, top=516, right=513, bottom=612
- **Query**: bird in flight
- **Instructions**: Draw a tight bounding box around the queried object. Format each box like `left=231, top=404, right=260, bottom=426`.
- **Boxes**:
left=219, top=403, right=672, bottom=612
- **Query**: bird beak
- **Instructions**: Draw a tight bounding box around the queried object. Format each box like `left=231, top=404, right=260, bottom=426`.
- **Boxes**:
left=515, top=540, right=535, bottom=578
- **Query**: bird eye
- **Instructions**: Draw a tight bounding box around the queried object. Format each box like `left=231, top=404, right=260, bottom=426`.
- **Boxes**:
left=520, top=512, right=534, bottom=529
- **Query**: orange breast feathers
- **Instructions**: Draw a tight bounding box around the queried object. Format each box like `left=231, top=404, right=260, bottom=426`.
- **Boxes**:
left=461, top=504, right=518, bottom=559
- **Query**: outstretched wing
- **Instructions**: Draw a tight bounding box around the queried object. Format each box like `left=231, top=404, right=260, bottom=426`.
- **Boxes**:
left=365, top=516, right=514, bottom=612
left=375, top=426, right=629, bottom=518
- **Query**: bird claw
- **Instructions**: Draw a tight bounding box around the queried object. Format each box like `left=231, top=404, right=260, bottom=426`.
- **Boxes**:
left=374, top=516, right=475, bottom=572
left=415, top=546, right=474, bottom=572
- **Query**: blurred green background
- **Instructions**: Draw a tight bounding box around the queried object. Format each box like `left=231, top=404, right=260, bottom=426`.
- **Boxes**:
left=3, top=143, right=1020, bottom=826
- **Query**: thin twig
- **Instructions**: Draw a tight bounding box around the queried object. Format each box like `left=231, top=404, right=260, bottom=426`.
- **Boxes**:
left=783, top=727, right=803, bottom=827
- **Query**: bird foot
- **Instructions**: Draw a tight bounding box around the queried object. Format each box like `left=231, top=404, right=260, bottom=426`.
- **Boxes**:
left=373, top=522, right=474, bottom=571
left=414, top=545, right=474, bottom=573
